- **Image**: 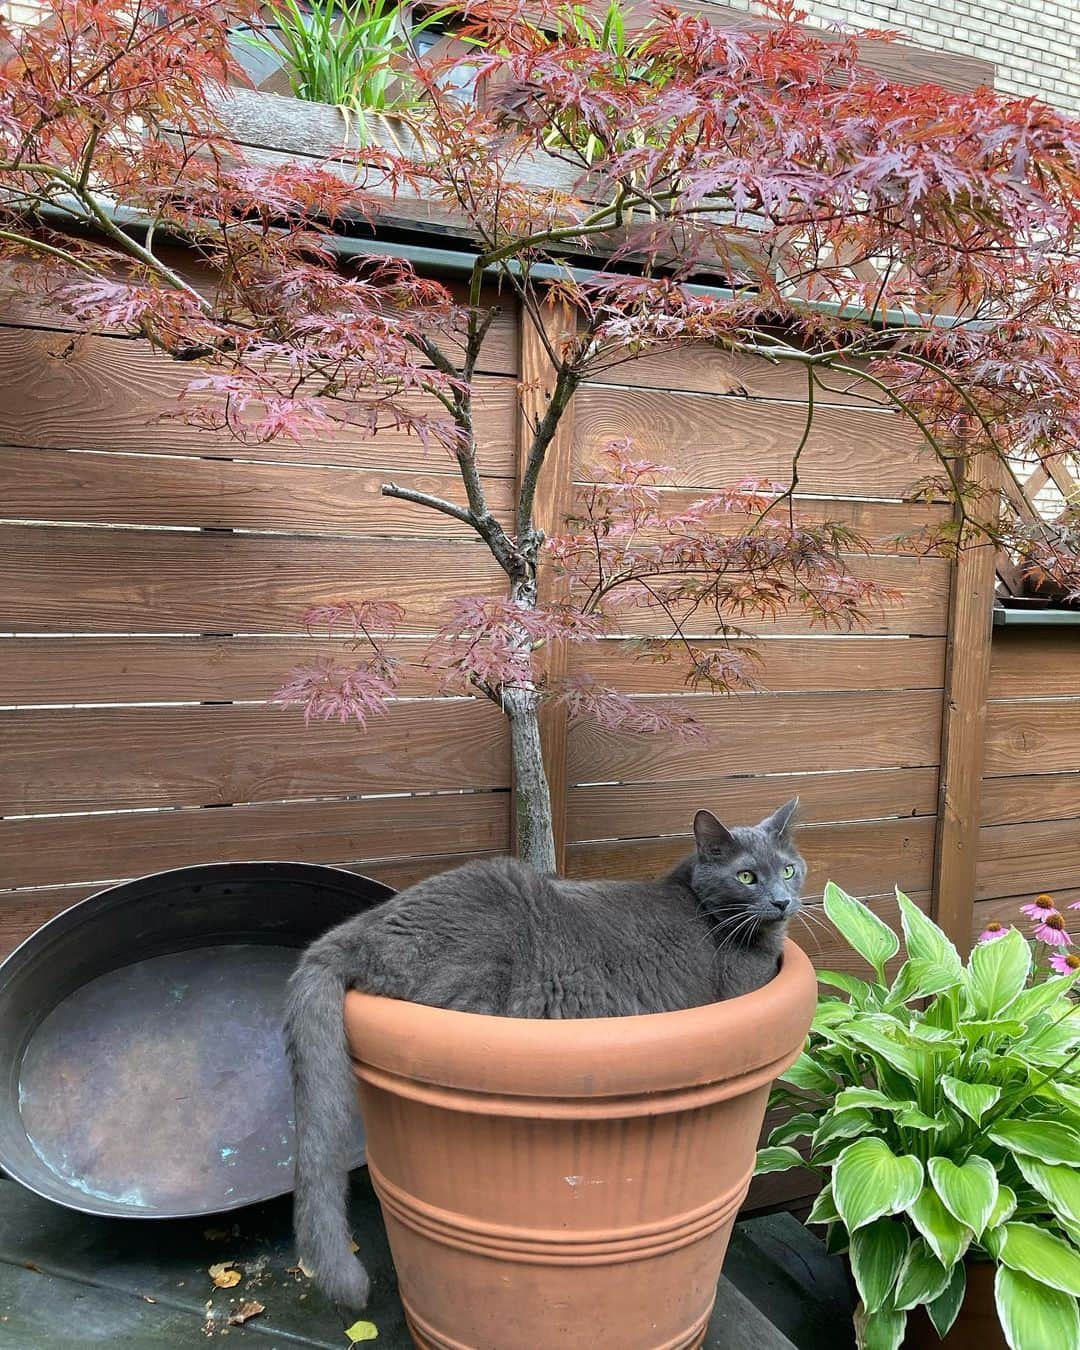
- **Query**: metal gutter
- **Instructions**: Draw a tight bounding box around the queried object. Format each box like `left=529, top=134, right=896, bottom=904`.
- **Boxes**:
left=993, top=607, right=1080, bottom=628
left=38, top=196, right=987, bottom=329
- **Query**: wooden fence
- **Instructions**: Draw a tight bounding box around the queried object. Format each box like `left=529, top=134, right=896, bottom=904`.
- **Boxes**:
left=1, top=268, right=954, bottom=975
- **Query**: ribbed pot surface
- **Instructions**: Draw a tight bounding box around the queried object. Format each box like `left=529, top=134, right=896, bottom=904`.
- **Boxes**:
left=345, top=939, right=816, bottom=1350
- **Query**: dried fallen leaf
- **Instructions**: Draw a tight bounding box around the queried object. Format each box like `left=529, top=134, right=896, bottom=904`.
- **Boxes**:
left=286, top=1259, right=314, bottom=1279
left=344, top=1321, right=378, bottom=1343
left=140, top=1294, right=157, bottom=1304
left=349, top=1240, right=360, bottom=1254
left=209, top=1261, right=242, bottom=1289
left=227, top=1301, right=265, bottom=1326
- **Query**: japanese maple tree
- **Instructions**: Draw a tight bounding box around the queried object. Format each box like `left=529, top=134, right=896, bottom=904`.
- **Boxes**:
left=2, top=0, right=1079, bottom=874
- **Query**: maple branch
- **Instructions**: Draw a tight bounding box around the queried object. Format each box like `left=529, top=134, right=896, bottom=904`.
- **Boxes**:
left=380, top=481, right=475, bottom=528
left=0, top=230, right=97, bottom=273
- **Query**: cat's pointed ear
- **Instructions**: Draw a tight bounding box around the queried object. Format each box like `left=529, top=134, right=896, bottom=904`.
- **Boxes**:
left=694, top=809, right=735, bottom=854
left=760, top=796, right=799, bottom=838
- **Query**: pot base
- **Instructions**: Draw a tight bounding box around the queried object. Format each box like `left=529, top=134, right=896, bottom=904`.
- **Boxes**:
left=404, top=1304, right=710, bottom=1350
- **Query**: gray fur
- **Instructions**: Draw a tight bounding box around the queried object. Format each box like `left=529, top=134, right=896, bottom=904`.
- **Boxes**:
left=284, top=799, right=805, bottom=1309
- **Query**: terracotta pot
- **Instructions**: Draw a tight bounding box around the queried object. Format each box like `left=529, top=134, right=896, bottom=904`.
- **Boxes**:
left=344, top=939, right=816, bottom=1350
left=905, top=1261, right=1005, bottom=1350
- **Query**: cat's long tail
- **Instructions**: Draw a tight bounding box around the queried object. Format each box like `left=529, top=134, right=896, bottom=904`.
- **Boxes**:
left=284, top=945, right=371, bottom=1310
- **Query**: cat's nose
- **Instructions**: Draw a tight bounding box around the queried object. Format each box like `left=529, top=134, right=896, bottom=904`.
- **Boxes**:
left=770, top=898, right=788, bottom=915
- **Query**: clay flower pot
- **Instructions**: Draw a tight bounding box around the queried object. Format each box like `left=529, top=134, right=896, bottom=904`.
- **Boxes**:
left=344, top=939, right=816, bottom=1350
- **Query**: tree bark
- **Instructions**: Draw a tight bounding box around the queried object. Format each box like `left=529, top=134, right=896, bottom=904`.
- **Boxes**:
left=503, top=683, right=558, bottom=875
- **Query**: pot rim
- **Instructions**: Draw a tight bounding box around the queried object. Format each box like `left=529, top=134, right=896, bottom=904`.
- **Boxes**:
left=345, top=938, right=816, bottom=1100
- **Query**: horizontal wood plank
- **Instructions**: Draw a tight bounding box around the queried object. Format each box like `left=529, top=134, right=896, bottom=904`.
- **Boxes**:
left=573, top=385, right=938, bottom=499
left=568, top=690, right=944, bottom=784
left=984, top=701, right=1080, bottom=777
left=977, top=820, right=1080, bottom=901
left=0, top=885, right=103, bottom=960
left=578, top=555, right=950, bottom=638
left=573, top=636, right=946, bottom=694
left=567, top=817, right=937, bottom=908
left=0, top=525, right=504, bottom=633
left=0, top=791, right=508, bottom=890
left=980, top=772, right=1080, bottom=827
left=0, top=329, right=517, bottom=475
left=0, top=636, right=448, bottom=703
left=568, top=766, right=939, bottom=844
left=1, top=447, right=514, bottom=538
left=971, top=891, right=1080, bottom=953
left=0, top=264, right=520, bottom=376
left=0, top=634, right=947, bottom=705
left=585, top=345, right=888, bottom=406
left=581, top=491, right=952, bottom=555
left=1, top=700, right=509, bottom=813
left=989, top=631, right=1080, bottom=699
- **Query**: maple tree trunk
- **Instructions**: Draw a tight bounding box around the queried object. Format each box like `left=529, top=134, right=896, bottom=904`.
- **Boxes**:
left=503, top=683, right=558, bottom=875
left=501, top=567, right=557, bottom=875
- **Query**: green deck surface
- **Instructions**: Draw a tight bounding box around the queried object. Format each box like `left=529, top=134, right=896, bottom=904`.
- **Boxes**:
left=0, top=1172, right=845, bottom=1348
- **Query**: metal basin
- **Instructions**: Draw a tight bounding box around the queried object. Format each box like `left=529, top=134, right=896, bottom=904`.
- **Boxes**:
left=0, top=862, right=393, bottom=1219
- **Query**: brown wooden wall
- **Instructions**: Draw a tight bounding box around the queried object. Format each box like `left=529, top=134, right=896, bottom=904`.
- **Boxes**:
left=974, top=626, right=1080, bottom=938
left=0, top=273, right=954, bottom=969
left=0, top=275, right=521, bottom=954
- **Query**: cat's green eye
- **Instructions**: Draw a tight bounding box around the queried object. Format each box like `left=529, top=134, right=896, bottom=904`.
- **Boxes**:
left=736, top=870, right=756, bottom=885
left=782, top=864, right=796, bottom=879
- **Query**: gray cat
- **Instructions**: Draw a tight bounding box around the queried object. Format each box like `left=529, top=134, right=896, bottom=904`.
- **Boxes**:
left=284, top=798, right=805, bottom=1309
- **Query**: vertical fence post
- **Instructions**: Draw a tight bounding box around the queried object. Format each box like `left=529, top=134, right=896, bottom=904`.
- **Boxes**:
left=514, top=297, right=576, bottom=872
left=932, top=452, right=1003, bottom=948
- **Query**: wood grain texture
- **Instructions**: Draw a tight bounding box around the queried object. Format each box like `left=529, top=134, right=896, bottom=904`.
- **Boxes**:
left=0, top=636, right=448, bottom=703
left=1, top=700, right=509, bottom=814
left=980, top=772, right=1080, bottom=827
left=0, top=525, right=504, bottom=633
left=573, top=636, right=946, bottom=694
left=577, top=554, right=950, bottom=638
left=1, top=791, right=508, bottom=890
left=0, top=328, right=517, bottom=475
left=567, top=817, right=937, bottom=905
left=573, top=385, right=937, bottom=499
left=989, top=630, right=1080, bottom=699
left=0, top=265, right=521, bottom=376
left=0, top=886, right=102, bottom=960
left=567, top=690, right=944, bottom=784
left=984, top=701, right=1080, bottom=777
left=971, top=891, right=1080, bottom=951
left=578, top=492, right=952, bottom=555
left=932, top=458, right=1002, bottom=944
left=585, top=345, right=887, bottom=406
left=1, top=446, right=514, bottom=538
left=568, top=766, right=939, bottom=844
left=977, top=820, right=1080, bottom=901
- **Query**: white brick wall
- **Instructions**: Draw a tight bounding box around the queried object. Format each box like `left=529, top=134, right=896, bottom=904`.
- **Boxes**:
left=712, top=1, right=1080, bottom=112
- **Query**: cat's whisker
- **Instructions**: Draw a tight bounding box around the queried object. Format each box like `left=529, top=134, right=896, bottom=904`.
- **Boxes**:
left=792, top=907, right=830, bottom=940
left=711, top=913, right=760, bottom=957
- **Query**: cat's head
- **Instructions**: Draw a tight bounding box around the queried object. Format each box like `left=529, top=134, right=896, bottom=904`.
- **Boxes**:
left=688, top=798, right=805, bottom=936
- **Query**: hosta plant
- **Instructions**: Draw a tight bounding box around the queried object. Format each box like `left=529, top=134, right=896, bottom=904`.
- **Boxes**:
left=755, top=884, right=1080, bottom=1350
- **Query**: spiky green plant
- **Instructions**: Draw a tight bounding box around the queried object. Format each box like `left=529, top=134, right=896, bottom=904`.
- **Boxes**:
left=242, top=0, right=445, bottom=135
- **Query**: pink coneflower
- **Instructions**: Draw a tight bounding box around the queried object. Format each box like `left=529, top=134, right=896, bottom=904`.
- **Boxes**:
left=1033, top=913, right=1073, bottom=947
left=978, top=921, right=1012, bottom=944
left=1021, top=895, right=1059, bottom=920
left=1050, top=952, right=1080, bottom=975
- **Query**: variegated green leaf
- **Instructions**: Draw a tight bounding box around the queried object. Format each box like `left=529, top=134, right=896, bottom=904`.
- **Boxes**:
left=834, top=1138, right=923, bottom=1232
